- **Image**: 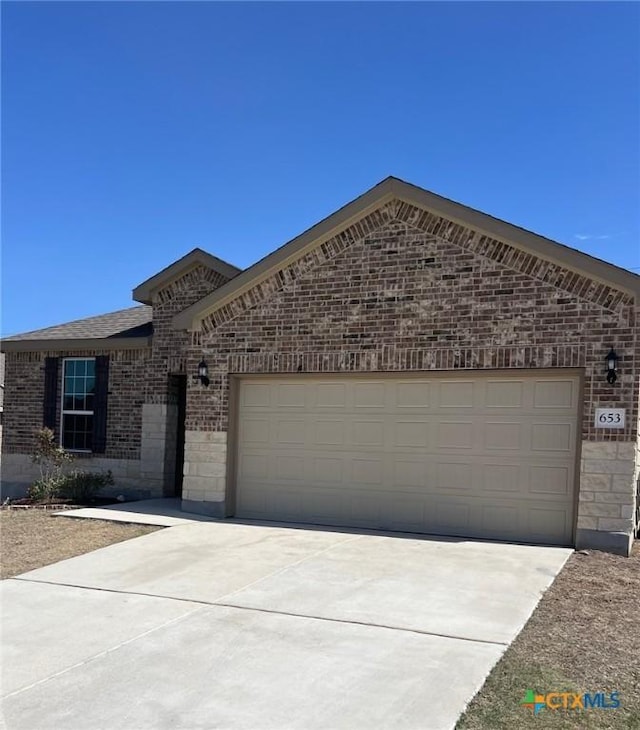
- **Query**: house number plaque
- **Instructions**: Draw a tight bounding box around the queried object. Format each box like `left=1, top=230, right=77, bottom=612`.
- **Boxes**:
left=594, top=408, right=626, bottom=429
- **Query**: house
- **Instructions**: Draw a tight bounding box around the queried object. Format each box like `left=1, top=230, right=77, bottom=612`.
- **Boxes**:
left=2, top=177, right=639, bottom=554
left=0, top=353, right=5, bottom=452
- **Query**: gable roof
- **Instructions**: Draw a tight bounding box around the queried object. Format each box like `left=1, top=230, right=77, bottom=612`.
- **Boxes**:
left=133, top=248, right=242, bottom=305
left=1, top=306, right=152, bottom=352
left=173, top=176, right=640, bottom=331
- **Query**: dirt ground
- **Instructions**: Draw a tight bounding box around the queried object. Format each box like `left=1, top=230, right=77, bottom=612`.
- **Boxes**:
left=457, top=544, right=640, bottom=729
left=0, top=509, right=160, bottom=579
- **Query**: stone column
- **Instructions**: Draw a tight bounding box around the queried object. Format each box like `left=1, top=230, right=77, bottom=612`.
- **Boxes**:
left=576, top=441, right=636, bottom=555
left=181, top=431, right=227, bottom=517
left=140, top=404, right=169, bottom=498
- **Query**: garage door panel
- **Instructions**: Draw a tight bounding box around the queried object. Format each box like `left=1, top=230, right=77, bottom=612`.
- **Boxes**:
left=482, top=463, right=522, bottom=493
left=533, top=379, right=576, bottom=409
left=240, top=418, right=270, bottom=444
left=237, top=483, right=270, bottom=515
left=393, top=459, right=428, bottom=488
left=237, top=452, right=270, bottom=481
left=347, top=495, right=385, bottom=526
left=484, top=422, right=523, bottom=450
left=485, top=380, right=525, bottom=408
left=313, top=456, right=343, bottom=484
left=276, top=419, right=306, bottom=445
left=525, top=508, right=571, bottom=543
left=240, top=487, right=308, bottom=519
left=271, top=490, right=305, bottom=519
left=437, top=421, right=474, bottom=449
left=529, top=465, right=572, bottom=497
left=351, top=458, right=383, bottom=485
left=531, top=422, right=574, bottom=452
left=354, top=382, right=387, bottom=409
left=236, top=374, right=578, bottom=545
left=241, top=383, right=272, bottom=408
left=390, top=497, right=425, bottom=530
left=315, top=420, right=345, bottom=445
left=439, top=381, right=475, bottom=408
left=480, top=505, right=520, bottom=537
left=436, top=462, right=473, bottom=490
left=395, top=381, right=431, bottom=408
left=435, top=501, right=471, bottom=532
left=352, top=420, right=385, bottom=447
left=275, top=455, right=306, bottom=481
left=276, top=383, right=307, bottom=408
left=306, top=492, right=347, bottom=521
left=395, top=421, right=430, bottom=448
left=315, top=382, right=348, bottom=408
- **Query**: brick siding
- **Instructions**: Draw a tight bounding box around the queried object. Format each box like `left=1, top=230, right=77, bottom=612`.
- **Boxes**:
left=2, top=348, right=151, bottom=459
left=146, top=264, right=231, bottom=402
left=2, top=263, right=232, bottom=469
left=184, top=211, right=638, bottom=446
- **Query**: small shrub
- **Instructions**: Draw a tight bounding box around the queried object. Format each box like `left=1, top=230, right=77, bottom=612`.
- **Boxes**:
left=27, top=476, right=66, bottom=502
left=58, top=470, right=114, bottom=503
left=30, top=428, right=74, bottom=496
left=29, top=429, right=114, bottom=504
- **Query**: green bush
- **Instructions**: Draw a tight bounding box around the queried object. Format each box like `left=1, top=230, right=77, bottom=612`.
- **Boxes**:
left=58, top=470, right=114, bottom=503
left=28, top=428, right=114, bottom=503
left=27, top=476, right=66, bottom=502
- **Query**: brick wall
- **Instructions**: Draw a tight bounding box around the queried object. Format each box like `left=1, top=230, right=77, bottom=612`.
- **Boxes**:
left=1, top=347, right=155, bottom=497
left=179, top=204, right=638, bottom=551
left=146, top=264, right=231, bottom=402
left=2, top=347, right=151, bottom=459
left=185, top=212, right=638, bottom=444
left=1, top=261, right=233, bottom=496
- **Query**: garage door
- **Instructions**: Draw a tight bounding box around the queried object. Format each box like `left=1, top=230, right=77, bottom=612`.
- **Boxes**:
left=234, top=373, right=579, bottom=545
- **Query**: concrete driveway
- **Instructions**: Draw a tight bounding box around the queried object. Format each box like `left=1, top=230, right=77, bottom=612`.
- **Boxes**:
left=1, top=521, right=571, bottom=730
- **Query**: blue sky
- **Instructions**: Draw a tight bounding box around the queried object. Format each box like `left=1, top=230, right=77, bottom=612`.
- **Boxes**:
left=2, top=1, right=639, bottom=336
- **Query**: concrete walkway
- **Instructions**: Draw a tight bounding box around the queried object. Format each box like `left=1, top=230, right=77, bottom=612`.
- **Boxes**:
left=54, top=497, right=215, bottom=526
left=1, top=520, right=572, bottom=730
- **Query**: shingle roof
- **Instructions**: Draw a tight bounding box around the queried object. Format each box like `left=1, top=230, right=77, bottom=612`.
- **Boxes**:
left=3, top=306, right=152, bottom=342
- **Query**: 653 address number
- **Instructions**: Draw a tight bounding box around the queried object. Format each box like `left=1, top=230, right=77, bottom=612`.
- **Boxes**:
left=594, top=408, right=625, bottom=429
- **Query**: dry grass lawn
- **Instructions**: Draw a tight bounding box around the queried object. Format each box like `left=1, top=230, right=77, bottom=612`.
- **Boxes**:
left=0, top=509, right=160, bottom=579
left=457, top=544, right=640, bottom=730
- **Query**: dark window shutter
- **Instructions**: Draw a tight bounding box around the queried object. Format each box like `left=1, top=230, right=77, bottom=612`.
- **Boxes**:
left=43, top=357, right=59, bottom=430
left=92, top=355, right=109, bottom=454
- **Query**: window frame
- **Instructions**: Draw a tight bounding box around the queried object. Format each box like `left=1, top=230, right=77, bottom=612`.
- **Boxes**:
left=60, top=357, right=95, bottom=453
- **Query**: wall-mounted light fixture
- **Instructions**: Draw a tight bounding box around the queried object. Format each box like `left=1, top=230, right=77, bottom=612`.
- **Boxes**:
left=194, top=359, right=209, bottom=387
left=605, top=347, right=619, bottom=385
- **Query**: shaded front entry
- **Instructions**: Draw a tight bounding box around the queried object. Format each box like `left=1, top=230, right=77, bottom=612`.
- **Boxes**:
left=166, top=373, right=187, bottom=498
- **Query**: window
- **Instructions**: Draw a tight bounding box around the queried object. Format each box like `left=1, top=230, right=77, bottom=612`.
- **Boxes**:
left=61, top=358, right=95, bottom=451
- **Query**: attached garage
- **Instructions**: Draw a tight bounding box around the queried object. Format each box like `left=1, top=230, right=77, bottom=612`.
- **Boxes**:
left=169, top=177, right=639, bottom=555
left=234, top=372, right=579, bottom=545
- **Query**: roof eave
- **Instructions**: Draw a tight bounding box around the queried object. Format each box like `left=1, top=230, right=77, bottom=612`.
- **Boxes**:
left=133, top=249, right=242, bottom=305
left=172, top=179, right=398, bottom=330
left=172, top=177, right=640, bottom=331
left=388, top=178, right=640, bottom=298
left=1, top=336, right=153, bottom=353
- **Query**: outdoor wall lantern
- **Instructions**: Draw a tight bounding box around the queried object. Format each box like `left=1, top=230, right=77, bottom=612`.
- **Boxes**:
left=605, top=347, right=619, bottom=385
left=195, top=359, right=210, bottom=387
